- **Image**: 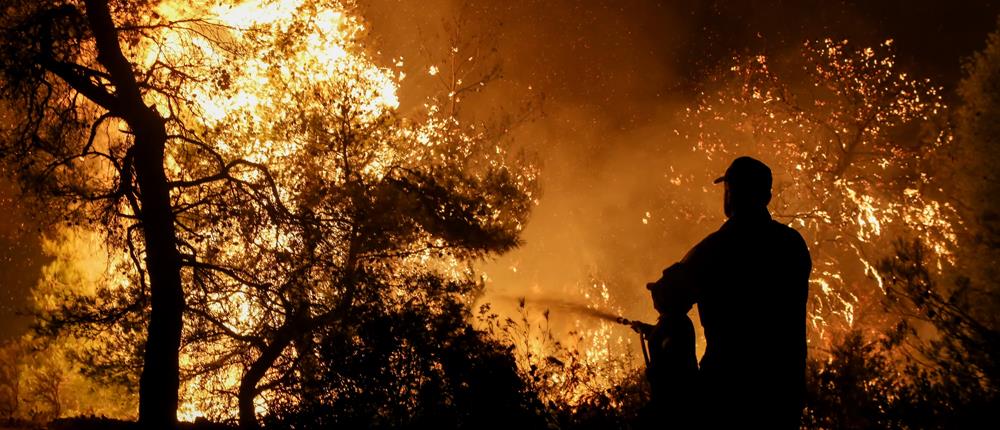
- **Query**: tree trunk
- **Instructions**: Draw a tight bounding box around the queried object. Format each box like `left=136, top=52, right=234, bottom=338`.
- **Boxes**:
left=237, top=222, right=361, bottom=429
left=133, top=112, right=184, bottom=428
left=239, top=324, right=298, bottom=430
left=81, top=1, right=185, bottom=427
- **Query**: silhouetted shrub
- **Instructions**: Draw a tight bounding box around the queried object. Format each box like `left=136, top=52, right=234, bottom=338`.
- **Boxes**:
left=261, top=300, right=547, bottom=429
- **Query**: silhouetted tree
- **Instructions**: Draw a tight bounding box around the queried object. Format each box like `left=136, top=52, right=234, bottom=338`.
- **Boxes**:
left=207, top=68, right=533, bottom=428
left=879, top=239, right=1000, bottom=428
left=0, top=1, right=206, bottom=425
left=954, top=16, right=1000, bottom=291
left=3, top=2, right=535, bottom=428
left=261, top=278, right=546, bottom=429
left=802, top=240, right=1000, bottom=430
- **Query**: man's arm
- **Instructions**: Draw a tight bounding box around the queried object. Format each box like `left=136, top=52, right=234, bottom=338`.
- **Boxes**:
left=647, top=229, right=721, bottom=315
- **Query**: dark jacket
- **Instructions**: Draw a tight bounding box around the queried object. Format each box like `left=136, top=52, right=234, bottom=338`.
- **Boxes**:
left=651, top=209, right=811, bottom=428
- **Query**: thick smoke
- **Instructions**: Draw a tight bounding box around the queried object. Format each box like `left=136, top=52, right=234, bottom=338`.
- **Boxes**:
left=357, top=0, right=1000, bottom=357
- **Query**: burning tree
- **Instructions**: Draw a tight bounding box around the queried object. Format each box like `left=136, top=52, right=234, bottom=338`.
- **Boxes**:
left=1, top=0, right=536, bottom=427
left=171, top=5, right=533, bottom=425
left=0, top=0, right=197, bottom=425
left=665, top=39, right=961, bottom=346
left=843, top=21, right=1000, bottom=428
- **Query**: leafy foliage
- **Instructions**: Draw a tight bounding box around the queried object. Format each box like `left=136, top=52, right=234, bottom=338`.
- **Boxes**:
left=803, top=331, right=934, bottom=430
left=262, top=280, right=545, bottom=429
left=4, top=0, right=537, bottom=426
left=878, top=240, right=1000, bottom=427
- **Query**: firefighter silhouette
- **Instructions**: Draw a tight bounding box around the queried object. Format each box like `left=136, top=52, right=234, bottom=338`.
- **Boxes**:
left=645, top=156, right=811, bottom=429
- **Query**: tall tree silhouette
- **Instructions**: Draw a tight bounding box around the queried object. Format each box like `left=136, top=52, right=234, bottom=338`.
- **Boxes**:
left=1, top=1, right=187, bottom=426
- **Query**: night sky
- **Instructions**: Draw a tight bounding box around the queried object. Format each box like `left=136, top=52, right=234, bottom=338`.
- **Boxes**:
left=2, top=0, right=998, bottom=340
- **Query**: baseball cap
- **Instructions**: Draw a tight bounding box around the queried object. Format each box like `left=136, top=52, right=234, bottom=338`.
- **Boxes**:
left=713, top=156, right=772, bottom=193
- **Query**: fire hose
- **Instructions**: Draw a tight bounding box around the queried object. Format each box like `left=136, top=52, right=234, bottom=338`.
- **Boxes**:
left=615, top=317, right=655, bottom=367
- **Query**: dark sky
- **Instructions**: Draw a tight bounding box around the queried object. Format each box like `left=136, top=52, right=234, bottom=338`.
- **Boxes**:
left=1, top=0, right=998, bottom=340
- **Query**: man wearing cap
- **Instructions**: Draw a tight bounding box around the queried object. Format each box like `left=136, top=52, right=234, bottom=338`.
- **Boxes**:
left=646, top=156, right=811, bottom=428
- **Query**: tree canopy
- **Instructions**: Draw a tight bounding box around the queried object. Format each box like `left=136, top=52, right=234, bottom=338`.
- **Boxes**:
left=1, top=0, right=536, bottom=427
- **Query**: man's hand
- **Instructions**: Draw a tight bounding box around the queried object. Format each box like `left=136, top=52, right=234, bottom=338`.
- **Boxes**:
left=616, top=316, right=654, bottom=335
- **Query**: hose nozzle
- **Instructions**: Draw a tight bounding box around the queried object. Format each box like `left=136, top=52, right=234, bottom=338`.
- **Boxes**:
left=615, top=316, right=654, bottom=335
